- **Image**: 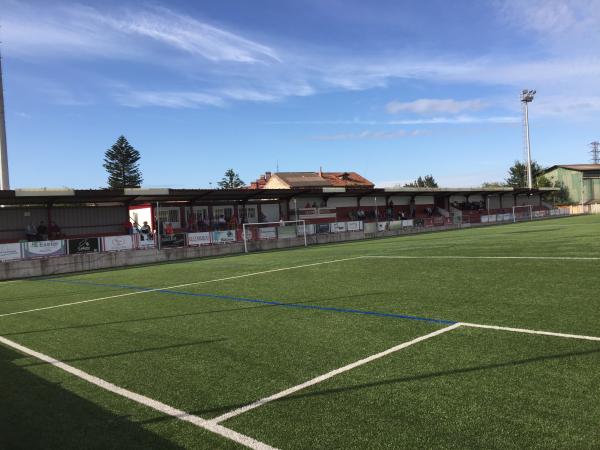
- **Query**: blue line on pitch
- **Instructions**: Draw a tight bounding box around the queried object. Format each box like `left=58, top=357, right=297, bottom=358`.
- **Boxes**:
left=42, top=278, right=456, bottom=325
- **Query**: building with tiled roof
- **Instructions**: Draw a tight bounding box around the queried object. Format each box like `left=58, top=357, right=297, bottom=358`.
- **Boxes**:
left=250, top=170, right=374, bottom=189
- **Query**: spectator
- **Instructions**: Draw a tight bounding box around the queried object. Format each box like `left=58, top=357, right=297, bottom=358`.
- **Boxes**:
left=165, top=222, right=174, bottom=236
left=36, top=221, right=48, bottom=241
left=218, top=215, right=226, bottom=229
left=140, top=221, right=151, bottom=240
left=25, top=223, right=37, bottom=241
left=48, top=221, right=62, bottom=239
left=123, top=220, right=133, bottom=235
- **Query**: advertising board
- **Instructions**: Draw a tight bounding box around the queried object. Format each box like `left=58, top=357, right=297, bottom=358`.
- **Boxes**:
left=0, top=243, right=22, bottom=262
left=187, top=232, right=211, bottom=246
left=68, top=238, right=100, bottom=254
left=23, top=240, right=66, bottom=258
left=258, top=227, right=277, bottom=240
left=346, top=221, right=362, bottom=231
left=102, top=235, right=133, bottom=252
left=212, top=230, right=236, bottom=243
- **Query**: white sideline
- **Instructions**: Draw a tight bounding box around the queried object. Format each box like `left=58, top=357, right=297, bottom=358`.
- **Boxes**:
left=211, top=323, right=462, bottom=424
left=460, top=322, right=600, bottom=341
left=364, top=255, right=600, bottom=260
left=0, top=256, right=363, bottom=318
left=0, top=335, right=277, bottom=450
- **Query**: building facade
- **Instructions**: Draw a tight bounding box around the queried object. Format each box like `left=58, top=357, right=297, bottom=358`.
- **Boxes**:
left=543, top=164, right=600, bottom=204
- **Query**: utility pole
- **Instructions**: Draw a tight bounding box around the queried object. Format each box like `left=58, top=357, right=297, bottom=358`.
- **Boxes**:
left=520, top=89, right=536, bottom=189
left=0, top=49, right=10, bottom=190
left=590, top=141, right=600, bottom=164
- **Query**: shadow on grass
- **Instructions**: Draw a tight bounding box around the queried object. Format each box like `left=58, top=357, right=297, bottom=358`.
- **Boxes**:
left=175, top=346, right=600, bottom=419
left=3, top=291, right=390, bottom=338
left=0, top=344, right=182, bottom=450
left=20, top=338, right=228, bottom=368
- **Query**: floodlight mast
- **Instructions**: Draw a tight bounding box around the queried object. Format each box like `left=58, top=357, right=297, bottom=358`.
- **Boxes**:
left=0, top=50, right=9, bottom=190
left=521, top=89, right=536, bottom=190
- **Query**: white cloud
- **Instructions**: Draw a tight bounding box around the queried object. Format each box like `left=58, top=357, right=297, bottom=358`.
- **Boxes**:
left=3, top=0, right=600, bottom=120
left=3, top=3, right=279, bottom=64
left=269, top=115, right=520, bottom=125
left=386, top=98, right=484, bottom=115
left=310, top=129, right=428, bottom=141
left=115, top=91, right=225, bottom=108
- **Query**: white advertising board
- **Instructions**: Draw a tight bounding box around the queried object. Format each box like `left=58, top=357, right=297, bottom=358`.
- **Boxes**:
left=187, top=232, right=211, bottom=246
left=377, top=222, right=387, bottom=232
left=212, top=230, right=236, bottom=243
left=401, top=219, right=414, bottom=227
left=103, top=235, right=133, bottom=251
left=346, top=221, right=362, bottom=231
left=0, top=243, right=22, bottom=261
left=330, top=222, right=347, bottom=233
left=23, top=240, right=66, bottom=258
left=258, top=227, right=277, bottom=240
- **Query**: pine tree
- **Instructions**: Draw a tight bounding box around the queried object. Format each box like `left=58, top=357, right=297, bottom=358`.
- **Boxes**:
left=103, top=136, right=143, bottom=189
left=217, top=169, right=245, bottom=189
left=404, top=174, right=438, bottom=188
left=505, top=160, right=544, bottom=188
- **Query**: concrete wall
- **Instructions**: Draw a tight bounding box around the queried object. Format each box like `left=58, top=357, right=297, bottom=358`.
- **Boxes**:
left=0, top=230, right=364, bottom=281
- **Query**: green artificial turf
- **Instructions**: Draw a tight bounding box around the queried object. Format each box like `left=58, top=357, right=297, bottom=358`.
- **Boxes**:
left=0, top=214, right=599, bottom=449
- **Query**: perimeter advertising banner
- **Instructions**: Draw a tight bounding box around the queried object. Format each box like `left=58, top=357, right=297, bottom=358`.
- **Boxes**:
left=317, top=223, right=330, bottom=234
left=187, top=232, right=211, bottom=246
left=330, top=222, right=347, bottom=233
left=212, top=230, right=236, bottom=243
left=278, top=225, right=297, bottom=239
left=258, top=227, right=277, bottom=240
left=0, top=243, right=22, bottom=262
left=346, top=221, right=362, bottom=231
left=102, top=235, right=133, bottom=252
left=160, top=233, right=186, bottom=248
left=68, top=238, right=100, bottom=254
left=23, top=240, right=66, bottom=258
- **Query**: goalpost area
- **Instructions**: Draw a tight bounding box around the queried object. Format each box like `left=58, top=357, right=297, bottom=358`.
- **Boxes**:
left=1, top=214, right=599, bottom=449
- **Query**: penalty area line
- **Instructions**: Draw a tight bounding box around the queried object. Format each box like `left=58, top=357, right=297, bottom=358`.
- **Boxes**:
left=211, top=322, right=462, bottom=424
left=0, top=256, right=363, bottom=319
left=460, top=322, right=600, bottom=341
left=0, top=335, right=277, bottom=450
left=364, top=255, right=600, bottom=261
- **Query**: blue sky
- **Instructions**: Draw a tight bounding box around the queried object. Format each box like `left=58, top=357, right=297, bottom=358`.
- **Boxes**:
left=2, top=0, right=599, bottom=188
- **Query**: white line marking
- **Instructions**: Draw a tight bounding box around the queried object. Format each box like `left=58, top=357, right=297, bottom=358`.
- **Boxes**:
left=365, top=255, right=600, bottom=260
left=0, top=335, right=277, bottom=450
left=460, top=322, right=600, bottom=341
left=0, top=257, right=363, bottom=318
left=211, top=323, right=461, bottom=424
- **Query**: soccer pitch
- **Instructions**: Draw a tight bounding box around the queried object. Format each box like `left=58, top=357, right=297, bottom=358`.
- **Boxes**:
left=1, top=215, right=599, bottom=449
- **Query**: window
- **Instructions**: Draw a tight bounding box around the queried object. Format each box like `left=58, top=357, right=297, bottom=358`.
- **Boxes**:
left=213, top=206, right=233, bottom=219
left=158, top=208, right=180, bottom=226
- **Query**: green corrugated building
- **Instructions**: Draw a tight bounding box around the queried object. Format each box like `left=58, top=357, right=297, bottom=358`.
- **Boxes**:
left=543, top=164, right=600, bottom=204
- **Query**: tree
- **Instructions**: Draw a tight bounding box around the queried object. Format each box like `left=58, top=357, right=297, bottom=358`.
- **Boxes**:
left=504, top=160, right=545, bottom=188
left=481, top=181, right=506, bottom=188
left=404, top=174, right=438, bottom=188
left=103, top=136, right=143, bottom=189
left=217, top=169, right=245, bottom=189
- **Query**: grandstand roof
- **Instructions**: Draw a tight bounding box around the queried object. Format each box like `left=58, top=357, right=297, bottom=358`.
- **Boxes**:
left=543, top=164, right=600, bottom=172
left=0, top=186, right=555, bottom=206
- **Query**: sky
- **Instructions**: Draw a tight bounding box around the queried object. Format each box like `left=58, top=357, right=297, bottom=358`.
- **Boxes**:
left=1, top=0, right=599, bottom=188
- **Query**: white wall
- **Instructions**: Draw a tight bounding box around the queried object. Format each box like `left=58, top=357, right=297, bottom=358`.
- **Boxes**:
left=359, top=196, right=387, bottom=207
left=501, top=194, right=515, bottom=207
left=414, top=195, right=434, bottom=205
left=261, top=203, right=280, bottom=221
left=326, top=197, right=357, bottom=208
left=388, top=195, right=411, bottom=205
left=486, top=196, right=501, bottom=209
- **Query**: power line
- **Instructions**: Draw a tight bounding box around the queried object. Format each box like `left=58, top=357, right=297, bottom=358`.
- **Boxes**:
left=590, top=141, right=600, bottom=164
